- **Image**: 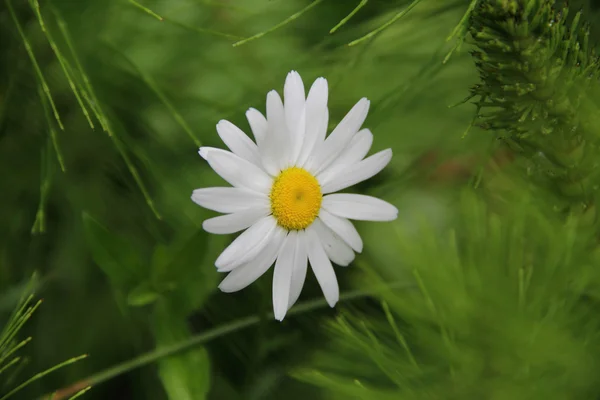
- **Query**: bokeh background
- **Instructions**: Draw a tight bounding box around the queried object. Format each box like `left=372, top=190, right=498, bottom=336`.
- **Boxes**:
left=3, top=0, right=600, bottom=399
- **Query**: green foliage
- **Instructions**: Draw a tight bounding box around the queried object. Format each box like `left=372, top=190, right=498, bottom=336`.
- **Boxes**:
left=0, top=275, right=87, bottom=400
left=468, top=0, right=600, bottom=208
left=8, top=0, right=600, bottom=399
left=290, top=1, right=600, bottom=399
left=82, top=213, right=145, bottom=289
left=298, top=191, right=600, bottom=399
left=152, top=300, right=210, bottom=400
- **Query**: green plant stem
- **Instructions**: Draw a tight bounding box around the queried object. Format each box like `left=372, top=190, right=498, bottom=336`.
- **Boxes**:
left=127, top=0, right=163, bottom=21
left=330, top=0, right=368, bottom=34
left=348, top=0, right=422, bottom=46
left=42, top=281, right=413, bottom=400
left=1, top=355, right=87, bottom=400
left=5, top=0, right=64, bottom=130
left=233, top=0, right=324, bottom=47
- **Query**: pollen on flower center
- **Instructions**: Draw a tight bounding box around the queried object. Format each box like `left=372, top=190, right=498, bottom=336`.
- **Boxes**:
left=270, top=167, right=322, bottom=230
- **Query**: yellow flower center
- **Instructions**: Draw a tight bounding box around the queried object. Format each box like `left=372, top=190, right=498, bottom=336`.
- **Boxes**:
left=270, top=167, right=322, bottom=230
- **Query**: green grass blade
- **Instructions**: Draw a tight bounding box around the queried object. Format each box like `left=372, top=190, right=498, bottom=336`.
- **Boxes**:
left=0, top=301, right=42, bottom=358
left=50, top=8, right=162, bottom=219
left=67, top=386, right=91, bottom=400
left=106, top=45, right=201, bottom=147
left=330, top=0, right=368, bottom=34
left=5, top=0, right=64, bottom=130
left=348, top=0, right=422, bottom=46
left=50, top=8, right=106, bottom=131
left=0, top=293, right=34, bottom=347
left=31, top=139, right=54, bottom=234
left=0, top=358, right=21, bottom=377
left=40, top=281, right=415, bottom=400
left=233, top=0, right=324, bottom=47
left=163, top=17, right=242, bottom=40
left=127, top=0, right=163, bottom=21
left=0, top=338, right=32, bottom=369
left=0, top=354, right=88, bottom=400
left=30, top=0, right=95, bottom=130
left=36, top=85, right=67, bottom=172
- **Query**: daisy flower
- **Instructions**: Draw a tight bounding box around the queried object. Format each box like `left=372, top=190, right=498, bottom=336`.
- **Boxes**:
left=192, top=71, right=398, bottom=321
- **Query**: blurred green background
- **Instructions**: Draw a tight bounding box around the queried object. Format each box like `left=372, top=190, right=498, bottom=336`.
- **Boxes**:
left=3, top=0, right=600, bottom=399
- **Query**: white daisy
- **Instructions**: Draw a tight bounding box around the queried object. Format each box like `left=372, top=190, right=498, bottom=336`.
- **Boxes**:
left=192, top=71, right=398, bottom=321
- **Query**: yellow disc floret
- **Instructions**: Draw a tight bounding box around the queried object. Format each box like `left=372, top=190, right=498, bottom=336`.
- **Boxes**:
left=270, top=167, right=322, bottom=230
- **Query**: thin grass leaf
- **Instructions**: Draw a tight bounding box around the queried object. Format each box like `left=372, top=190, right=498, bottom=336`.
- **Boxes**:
left=31, top=141, right=53, bottom=234
left=0, top=300, right=42, bottom=358
left=348, top=0, right=422, bottom=47
left=359, top=320, right=404, bottom=385
left=0, top=354, right=88, bottom=400
left=50, top=128, right=66, bottom=172
left=50, top=8, right=162, bottom=219
left=67, top=386, right=91, bottom=400
left=5, top=0, right=64, bottom=130
left=128, top=0, right=164, bottom=21
left=233, top=0, right=324, bottom=47
left=105, top=44, right=202, bottom=147
left=40, top=281, right=415, bottom=400
left=0, top=338, right=32, bottom=368
left=30, top=0, right=95, bottom=129
left=411, top=268, right=455, bottom=377
left=50, top=8, right=106, bottom=130
left=330, top=0, right=368, bottom=34
left=443, top=0, right=477, bottom=63
left=161, top=16, right=242, bottom=40
left=0, top=358, right=21, bottom=377
left=1, top=357, right=28, bottom=392
left=380, top=301, right=419, bottom=370
left=37, top=84, right=67, bottom=172
left=0, top=292, right=33, bottom=347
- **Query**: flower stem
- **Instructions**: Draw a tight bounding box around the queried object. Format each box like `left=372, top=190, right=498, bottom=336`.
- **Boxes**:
left=41, top=281, right=413, bottom=400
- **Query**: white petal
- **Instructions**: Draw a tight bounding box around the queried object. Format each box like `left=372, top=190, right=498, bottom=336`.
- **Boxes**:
left=218, top=226, right=286, bottom=293
left=191, top=187, right=269, bottom=214
left=312, top=218, right=355, bottom=266
left=260, top=91, right=288, bottom=175
left=297, top=78, right=328, bottom=167
left=202, top=207, right=270, bottom=234
left=307, top=98, right=370, bottom=174
left=288, top=230, right=308, bottom=310
left=318, top=208, right=363, bottom=253
left=272, top=231, right=296, bottom=321
left=246, top=108, right=267, bottom=144
left=201, top=147, right=272, bottom=193
left=284, top=71, right=306, bottom=165
left=322, top=194, right=398, bottom=221
left=215, top=216, right=278, bottom=271
left=198, top=146, right=213, bottom=160
left=306, top=225, right=339, bottom=307
left=216, top=120, right=261, bottom=166
left=322, top=128, right=373, bottom=173
left=320, top=149, right=392, bottom=194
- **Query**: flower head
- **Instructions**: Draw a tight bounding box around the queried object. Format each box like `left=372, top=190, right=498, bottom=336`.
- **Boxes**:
left=192, top=71, right=397, bottom=321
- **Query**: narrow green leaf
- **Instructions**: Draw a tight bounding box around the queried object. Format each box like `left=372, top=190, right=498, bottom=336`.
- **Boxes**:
left=330, top=0, right=368, bottom=34
left=51, top=8, right=162, bottom=219
left=127, top=0, right=164, bottom=21
left=5, top=0, right=64, bottom=130
left=0, top=355, right=87, bottom=400
left=30, top=0, right=95, bottom=130
left=233, top=0, right=324, bottom=47
left=348, top=0, right=422, bottom=47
